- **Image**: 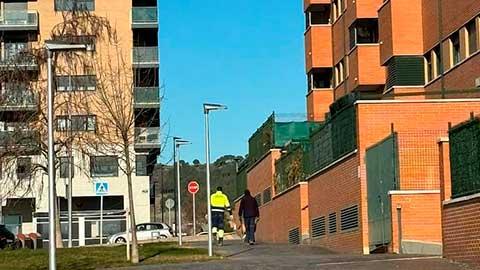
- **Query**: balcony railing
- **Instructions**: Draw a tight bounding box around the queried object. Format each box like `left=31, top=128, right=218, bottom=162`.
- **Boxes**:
left=0, top=130, right=39, bottom=147
left=0, top=88, right=38, bottom=111
left=0, top=10, right=39, bottom=30
left=134, top=87, right=160, bottom=107
left=132, top=47, right=159, bottom=66
left=132, top=7, right=158, bottom=28
left=135, top=127, right=160, bottom=148
left=0, top=43, right=38, bottom=69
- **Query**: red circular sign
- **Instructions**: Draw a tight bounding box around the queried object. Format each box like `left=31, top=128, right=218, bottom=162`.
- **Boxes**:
left=188, top=181, right=200, bottom=194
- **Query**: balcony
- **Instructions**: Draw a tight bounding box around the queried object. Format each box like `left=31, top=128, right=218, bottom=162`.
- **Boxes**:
left=305, top=26, right=332, bottom=72
left=135, top=127, right=160, bottom=149
left=0, top=88, right=38, bottom=112
left=0, top=10, right=39, bottom=31
left=347, top=44, right=385, bottom=93
left=132, top=47, right=159, bottom=67
left=0, top=130, right=40, bottom=154
left=0, top=44, right=38, bottom=71
left=134, top=87, right=160, bottom=108
left=131, top=7, right=158, bottom=29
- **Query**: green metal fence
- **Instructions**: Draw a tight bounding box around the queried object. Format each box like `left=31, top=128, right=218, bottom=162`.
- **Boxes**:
left=235, top=159, right=249, bottom=200
left=308, top=105, right=357, bottom=174
left=275, top=141, right=310, bottom=194
left=449, top=117, right=480, bottom=198
left=248, top=113, right=321, bottom=163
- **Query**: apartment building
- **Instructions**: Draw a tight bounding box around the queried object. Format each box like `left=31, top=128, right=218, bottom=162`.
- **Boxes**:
left=235, top=0, right=480, bottom=255
left=0, top=0, right=160, bottom=246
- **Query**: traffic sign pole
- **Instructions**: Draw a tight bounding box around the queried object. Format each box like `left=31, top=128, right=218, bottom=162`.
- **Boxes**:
left=100, top=195, right=103, bottom=245
left=193, top=193, right=196, bottom=236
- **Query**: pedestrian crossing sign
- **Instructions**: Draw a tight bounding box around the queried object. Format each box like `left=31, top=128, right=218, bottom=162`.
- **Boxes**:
left=94, top=181, right=109, bottom=196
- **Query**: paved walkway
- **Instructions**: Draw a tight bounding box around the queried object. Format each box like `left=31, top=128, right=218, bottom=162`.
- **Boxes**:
left=123, top=240, right=476, bottom=270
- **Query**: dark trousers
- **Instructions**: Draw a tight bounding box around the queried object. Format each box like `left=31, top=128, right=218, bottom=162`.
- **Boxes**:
left=244, top=217, right=256, bottom=243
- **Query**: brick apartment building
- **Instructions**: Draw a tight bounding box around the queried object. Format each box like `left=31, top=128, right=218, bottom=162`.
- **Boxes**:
left=0, top=0, right=160, bottom=246
left=235, top=0, right=480, bottom=257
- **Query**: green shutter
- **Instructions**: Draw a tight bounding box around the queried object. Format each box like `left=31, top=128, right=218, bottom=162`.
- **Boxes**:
left=386, top=56, right=425, bottom=89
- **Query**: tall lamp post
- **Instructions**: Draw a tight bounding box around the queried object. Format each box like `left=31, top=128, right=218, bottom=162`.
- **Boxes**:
left=174, top=137, right=190, bottom=246
left=203, top=103, right=227, bottom=257
left=45, top=41, right=91, bottom=270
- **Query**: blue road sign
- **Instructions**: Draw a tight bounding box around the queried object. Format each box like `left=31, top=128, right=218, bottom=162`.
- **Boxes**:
left=94, top=182, right=109, bottom=196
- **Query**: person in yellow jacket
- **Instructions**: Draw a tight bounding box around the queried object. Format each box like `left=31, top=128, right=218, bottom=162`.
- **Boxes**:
left=210, top=186, right=232, bottom=246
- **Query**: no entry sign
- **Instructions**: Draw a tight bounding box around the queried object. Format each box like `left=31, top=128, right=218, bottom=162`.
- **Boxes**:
left=188, top=181, right=200, bottom=194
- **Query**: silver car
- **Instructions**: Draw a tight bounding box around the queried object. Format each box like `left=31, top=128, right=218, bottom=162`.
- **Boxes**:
left=108, top=223, right=172, bottom=244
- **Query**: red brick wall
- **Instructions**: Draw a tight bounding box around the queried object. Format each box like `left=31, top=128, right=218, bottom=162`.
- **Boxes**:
left=439, top=139, right=452, bottom=202
left=443, top=196, right=480, bottom=267
left=308, top=154, right=363, bottom=253
left=247, top=150, right=281, bottom=198
left=307, top=90, right=334, bottom=121
left=390, top=192, right=443, bottom=253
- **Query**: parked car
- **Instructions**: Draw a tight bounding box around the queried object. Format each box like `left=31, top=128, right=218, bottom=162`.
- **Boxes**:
left=108, top=223, right=172, bottom=244
left=0, top=225, right=15, bottom=249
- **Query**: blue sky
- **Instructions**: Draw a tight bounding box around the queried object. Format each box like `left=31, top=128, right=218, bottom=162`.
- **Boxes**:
left=159, top=0, right=307, bottom=163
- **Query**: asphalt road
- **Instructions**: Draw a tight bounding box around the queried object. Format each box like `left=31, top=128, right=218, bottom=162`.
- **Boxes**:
left=122, top=240, right=476, bottom=270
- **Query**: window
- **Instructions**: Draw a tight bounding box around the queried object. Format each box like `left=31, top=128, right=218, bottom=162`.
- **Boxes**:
left=135, top=155, right=148, bottom=176
left=311, top=216, right=326, bottom=238
left=332, top=0, right=344, bottom=21
left=328, top=212, right=337, bottom=234
left=433, top=45, right=442, bottom=77
left=56, top=115, right=96, bottom=132
left=466, top=19, right=478, bottom=56
left=349, top=19, right=379, bottom=49
left=450, top=32, right=461, bottom=66
left=55, top=0, right=95, bottom=11
left=308, top=68, right=333, bottom=90
left=425, top=52, right=433, bottom=82
left=16, top=157, right=31, bottom=180
left=254, top=194, right=262, bottom=206
left=306, top=4, right=330, bottom=28
left=340, top=205, right=359, bottom=231
left=263, top=187, right=272, bottom=204
left=56, top=75, right=96, bottom=91
left=334, top=60, right=345, bottom=86
left=90, top=156, right=118, bottom=177
left=59, top=157, right=74, bottom=179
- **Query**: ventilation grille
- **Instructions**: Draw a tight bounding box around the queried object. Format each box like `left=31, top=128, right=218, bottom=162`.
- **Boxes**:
left=288, top=228, right=300, bottom=245
left=311, top=216, right=326, bottom=238
left=328, top=212, right=337, bottom=234
left=341, top=205, right=359, bottom=231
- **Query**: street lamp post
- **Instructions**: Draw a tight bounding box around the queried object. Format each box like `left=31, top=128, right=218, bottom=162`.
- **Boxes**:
left=45, top=41, right=90, bottom=270
left=203, top=103, right=227, bottom=257
left=174, top=137, right=190, bottom=246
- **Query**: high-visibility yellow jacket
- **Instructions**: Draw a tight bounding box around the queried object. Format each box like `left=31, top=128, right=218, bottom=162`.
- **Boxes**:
left=211, top=191, right=231, bottom=214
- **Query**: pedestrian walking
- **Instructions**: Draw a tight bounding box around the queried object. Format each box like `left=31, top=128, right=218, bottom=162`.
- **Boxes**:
left=210, top=186, right=232, bottom=246
left=238, top=189, right=259, bottom=245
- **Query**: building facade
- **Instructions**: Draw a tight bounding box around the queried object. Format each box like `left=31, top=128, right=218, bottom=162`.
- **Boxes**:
left=235, top=0, right=480, bottom=257
left=0, top=0, right=160, bottom=246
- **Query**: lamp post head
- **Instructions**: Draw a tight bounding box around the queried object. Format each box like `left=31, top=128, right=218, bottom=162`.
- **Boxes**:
left=203, top=103, right=227, bottom=113
left=45, top=40, right=92, bottom=52
left=175, top=139, right=190, bottom=147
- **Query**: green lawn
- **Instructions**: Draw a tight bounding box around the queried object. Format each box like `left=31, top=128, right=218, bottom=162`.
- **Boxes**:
left=0, top=243, right=217, bottom=270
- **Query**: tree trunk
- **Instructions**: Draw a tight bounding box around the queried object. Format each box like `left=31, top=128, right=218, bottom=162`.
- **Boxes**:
left=124, top=144, right=139, bottom=263
left=55, top=196, right=64, bottom=248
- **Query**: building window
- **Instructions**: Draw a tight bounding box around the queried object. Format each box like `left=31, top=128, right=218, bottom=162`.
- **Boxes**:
left=349, top=19, right=379, bottom=49
left=55, top=0, right=95, bottom=11
left=328, top=212, right=337, bottom=234
left=433, top=45, right=442, bottom=77
left=466, top=19, right=478, bottom=56
left=254, top=194, right=262, bottom=206
left=90, top=156, right=118, bottom=177
left=135, top=155, right=148, bottom=176
left=334, top=60, right=345, bottom=86
left=56, top=75, right=96, bottom=91
left=450, top=32, right=461, bottom=66
left=59, top=157, right=74, bottom=179
left=332, top=0, right=344, bottom=21
left=306, top=4, right=330, bottom=28
left=425, top=52, right=433, bottom=82
left=56, top=115, right=96, bottom=132
left=16, top=157, right=31, bottom=180
left=308, top=68, right=333, bottom=90
left=340, top=205, right=359, bottom=231
left=263, top=187, right=272, bottom=204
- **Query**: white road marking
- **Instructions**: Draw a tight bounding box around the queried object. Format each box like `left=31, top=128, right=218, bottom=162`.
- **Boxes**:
left=316, top=256, right=442, bottom=266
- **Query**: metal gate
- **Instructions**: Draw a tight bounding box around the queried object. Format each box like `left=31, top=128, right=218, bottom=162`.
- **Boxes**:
left=366, top=134, right=398, bottom=252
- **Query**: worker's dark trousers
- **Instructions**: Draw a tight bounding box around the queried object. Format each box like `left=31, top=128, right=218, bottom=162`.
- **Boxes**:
left=244, top=217, right=256, bottom=243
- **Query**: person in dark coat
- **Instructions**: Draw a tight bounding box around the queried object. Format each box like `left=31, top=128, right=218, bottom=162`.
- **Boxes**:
left=238, top=189, right=259, bottom=245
